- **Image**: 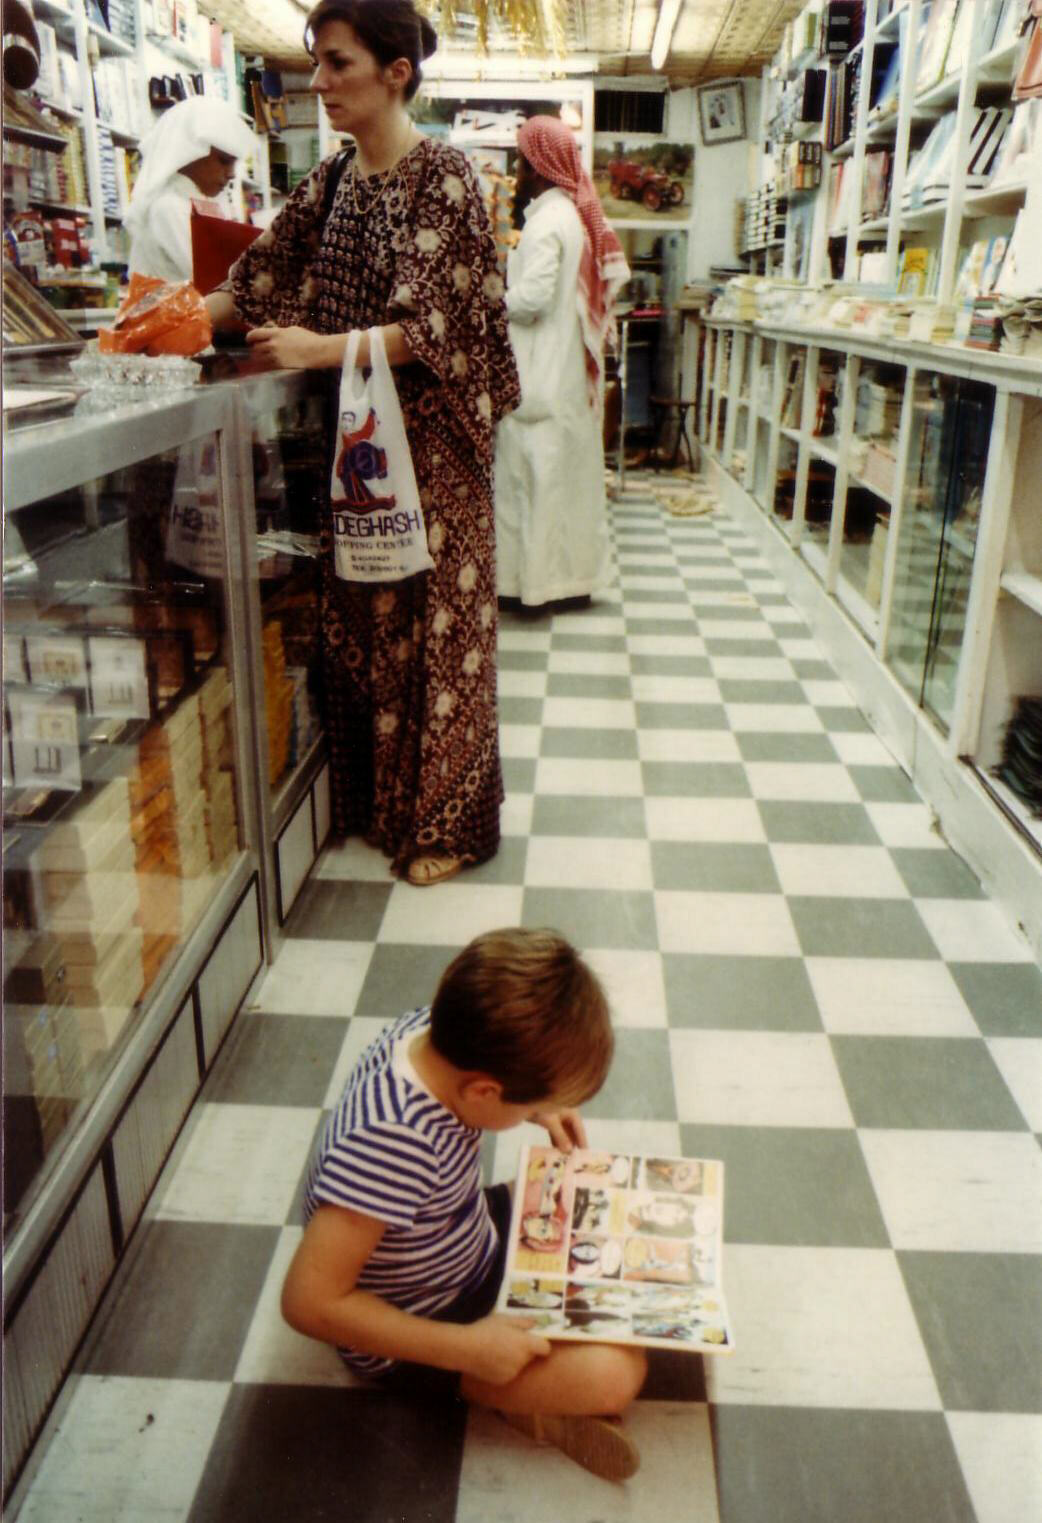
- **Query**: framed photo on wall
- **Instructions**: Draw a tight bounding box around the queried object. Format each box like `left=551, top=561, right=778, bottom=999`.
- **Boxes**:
left=697, top=81, right=745, bottom=145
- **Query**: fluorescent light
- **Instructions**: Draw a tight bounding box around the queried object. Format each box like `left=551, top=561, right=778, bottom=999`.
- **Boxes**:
left=650, top=0, right=684, bottom=70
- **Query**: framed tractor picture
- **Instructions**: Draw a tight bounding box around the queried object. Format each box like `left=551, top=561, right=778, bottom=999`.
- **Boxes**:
left=593, top=138, right=695, bottom=225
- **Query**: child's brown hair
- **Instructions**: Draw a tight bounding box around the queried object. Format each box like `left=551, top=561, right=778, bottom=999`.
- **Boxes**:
left=429, top=928, right=613, bottom=1105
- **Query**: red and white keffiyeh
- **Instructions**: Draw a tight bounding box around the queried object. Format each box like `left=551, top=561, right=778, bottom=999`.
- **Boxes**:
left=517, top=115, right=629, bottom=403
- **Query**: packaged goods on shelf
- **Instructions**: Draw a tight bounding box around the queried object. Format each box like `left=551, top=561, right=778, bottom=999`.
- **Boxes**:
left=262, top=621, right=293, bottom=787
left=865, top=514, right=890, bottom=607
left=997, top=699, right=1042, bottom=814
left=916, top=0, right=961, bottom=94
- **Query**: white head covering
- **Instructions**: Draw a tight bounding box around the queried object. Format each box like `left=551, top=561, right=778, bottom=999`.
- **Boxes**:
left=126, top=97, right=256, bottom=236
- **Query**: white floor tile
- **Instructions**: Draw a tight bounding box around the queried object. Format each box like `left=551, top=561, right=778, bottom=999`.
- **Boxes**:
left=248, top=940, right=374, bottom=1018
left=233, top=1228, right=362, bottom=1387
left=915, top=901, right=1035, bottom=963
left=807, top=958, right=979, bottom=1037
left=859, top=1131, right=1042, bottom=1252
left=769, top=844, right=909, bottom=898
left=498, top=724, right=542, bottom=758
left=776, top=638, right=822, bottom=660
left=549, top=613, right=624, bottom=635
left=455, top=1402, right=719, bottom=1523
left=828, top=731, right=902, bottom=767
left=762, top=606, right=811, bottom=628
left=670, top=1030, right=854, bottom=1128
left=547, top=651, right=632, bottom=676
left=630, top=675, right=722, bottom=704
left=524, top=837, right=654, bottom=892
left=379, top=883, right=524, bottom=945
left=541, top=697, right=638, bottom=730
left=627, top=633, right=706, bottom=656
left=695, top=619, right=775, bottom=640
left=985, top=1039, right=1042, bottom=1131
left=864, top=802, right=946, bottom=849
left=323, top=1016, right=389, bottom=1105
left=16, top=1375, right=231, bottom=1523
left=656, top=891, right=800, bottom=957
left=687, top=593, right=760, bottom=611
left=724, top=703, right=824, bottom=733
left=534, top=759, right=645, bottom=797
left=744, top=762, right=860, bottom=802
left=706, top=1245, right=941, bottom=1410
left=314, top=839, right=393, bottom=884
left=498, top=628, right=552, bottom=651
left=154, top=1104, right=320, bottom=1226
left=500, top=792, right=534, bottom=837
left=637, top=729, right=742, bottom=763
left=584, top=949, right=668, bottom=1028
left=711, top=657, right=795, bottom=682
left=644, top=797, right=767, bottom=843
left=946, top=1413, right=1042, bottom=1523
left=497, top=669, right=549, bottom=698
left=798, top=678, right=855, bottom=705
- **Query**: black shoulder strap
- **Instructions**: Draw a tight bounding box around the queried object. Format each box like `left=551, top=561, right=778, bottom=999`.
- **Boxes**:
left=321, top=149, right=350, bottom=224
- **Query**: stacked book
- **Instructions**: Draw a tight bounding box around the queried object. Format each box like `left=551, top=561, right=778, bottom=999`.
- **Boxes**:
left=262, top=621, right=294, bottom=789
left=198, top=668, right=239, bottom=868
left=31, top=777, right=144, bottom=1061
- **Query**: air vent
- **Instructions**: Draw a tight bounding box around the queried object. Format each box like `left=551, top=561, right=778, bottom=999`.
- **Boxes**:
left=595, top=90, right=666, bottom=135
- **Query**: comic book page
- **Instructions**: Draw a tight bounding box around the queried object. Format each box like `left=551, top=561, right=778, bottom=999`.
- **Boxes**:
left=495, top=1146, right=734, bottom=1355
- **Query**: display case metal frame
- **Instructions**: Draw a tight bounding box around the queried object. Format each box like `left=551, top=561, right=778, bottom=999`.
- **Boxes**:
left=1, top=380, right=269, bottom=1498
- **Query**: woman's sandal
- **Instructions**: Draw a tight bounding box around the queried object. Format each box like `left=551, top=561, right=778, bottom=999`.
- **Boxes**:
left=405, top=853, right=464, bottom=887
left=498, top=1411, right=640, bottom=1482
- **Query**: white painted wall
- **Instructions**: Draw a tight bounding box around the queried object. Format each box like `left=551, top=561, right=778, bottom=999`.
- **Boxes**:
left=669, top=79, right=760, bottom=279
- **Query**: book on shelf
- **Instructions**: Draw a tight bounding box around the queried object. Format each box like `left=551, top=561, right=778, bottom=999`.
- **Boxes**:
left=898, top=246, right=934, bottom=296
left=916, top=0, right=961, bottom=93
left=496, top=1145, right=734, bottom=1355
left=781, top=351, right=805, bottom=426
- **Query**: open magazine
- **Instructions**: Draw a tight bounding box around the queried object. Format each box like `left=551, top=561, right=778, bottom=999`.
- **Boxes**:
left=495, top=1146, right=734, bottom=1355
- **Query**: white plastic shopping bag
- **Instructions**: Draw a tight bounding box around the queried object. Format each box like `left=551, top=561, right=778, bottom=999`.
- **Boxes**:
left=330, top=326, right=433, bottom=583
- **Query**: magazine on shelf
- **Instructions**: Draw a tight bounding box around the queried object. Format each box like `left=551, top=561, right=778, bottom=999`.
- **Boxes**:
left=495, top=1145, right=734, bottom=1355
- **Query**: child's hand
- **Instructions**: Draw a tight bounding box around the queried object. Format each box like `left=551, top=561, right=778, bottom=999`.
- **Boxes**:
left=531, top=1109, right=587, bottom=1152
left=463, top=1315, right=552, bottom=1385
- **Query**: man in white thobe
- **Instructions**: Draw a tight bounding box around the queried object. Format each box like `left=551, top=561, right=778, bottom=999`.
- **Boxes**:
left=495, top=117, right=629, bottom=611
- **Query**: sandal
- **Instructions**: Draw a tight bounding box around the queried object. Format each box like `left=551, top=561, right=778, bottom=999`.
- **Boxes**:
left=405, top=853, right=464, bottom=887
left=498, top=1411, right=640, bottom=1482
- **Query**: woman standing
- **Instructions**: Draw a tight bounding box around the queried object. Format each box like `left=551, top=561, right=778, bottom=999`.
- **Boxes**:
left=208, top=0, right=519, bottom=885
left=126, top=97, right=256, bottom=282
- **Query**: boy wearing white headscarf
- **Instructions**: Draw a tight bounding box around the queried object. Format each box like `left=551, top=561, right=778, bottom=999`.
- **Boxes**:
left=126, top=97, right=256, bottom=283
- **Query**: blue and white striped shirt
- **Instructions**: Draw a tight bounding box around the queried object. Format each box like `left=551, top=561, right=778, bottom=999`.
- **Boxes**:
left=303, top=1007, right=497, bottom=1375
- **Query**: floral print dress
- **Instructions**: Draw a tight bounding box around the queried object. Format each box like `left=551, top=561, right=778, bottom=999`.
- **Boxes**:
left=229, top=138, right=520, bottom=871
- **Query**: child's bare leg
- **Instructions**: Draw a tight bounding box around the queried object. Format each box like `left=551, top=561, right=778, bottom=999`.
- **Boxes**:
left=461, top=1340, right=646, bottom=1416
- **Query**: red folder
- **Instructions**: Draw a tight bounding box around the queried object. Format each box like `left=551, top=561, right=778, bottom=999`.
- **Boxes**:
left=190, top=209, right=262, bottom=295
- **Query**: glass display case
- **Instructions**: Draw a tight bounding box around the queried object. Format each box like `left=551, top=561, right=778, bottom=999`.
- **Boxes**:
left=2, top=381, right=257, bottom=1231
left=886, top=372, right=994, bottom=732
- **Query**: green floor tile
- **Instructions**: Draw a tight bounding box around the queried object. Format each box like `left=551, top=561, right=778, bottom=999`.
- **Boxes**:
left=890, top=848, right=986, bottom=899
left=539, top=726, right=639, bottom=759
left=789, top=896, right=939, bottom=959
left=831, top=1036, right=1028, bottom=1130
left=737, top=731, right=839, bottom=763
left=757, top=801, right=882, bottom=844
left=650, top=841, right=780, bottom=893
left=949, top=963, right=1042, bottom=1037
left=530, top=795, right=649, bottom=838
left=662, top=953, right=822, bottom=1031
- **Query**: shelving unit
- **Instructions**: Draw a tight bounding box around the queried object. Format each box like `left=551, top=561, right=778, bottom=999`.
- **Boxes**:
left=702, top=312, right=1042, bottom=956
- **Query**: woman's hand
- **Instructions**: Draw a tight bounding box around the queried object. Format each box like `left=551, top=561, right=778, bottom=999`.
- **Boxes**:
left=245, top=324, right=342, bottom=370
left=531, top=1109, right=587, bottom=1152
left=461, top=1315, right=551, bottom=1385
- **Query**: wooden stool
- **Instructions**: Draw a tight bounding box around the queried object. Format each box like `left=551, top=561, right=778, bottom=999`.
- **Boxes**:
left=650, top=396, right=698, bottom=471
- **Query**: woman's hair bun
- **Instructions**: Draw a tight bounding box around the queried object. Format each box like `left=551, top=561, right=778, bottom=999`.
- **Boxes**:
left=418, top=13, right=437, bottom=58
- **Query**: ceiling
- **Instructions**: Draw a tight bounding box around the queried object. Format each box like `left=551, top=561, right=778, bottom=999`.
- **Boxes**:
left=210, top=0, right=806, bottom=86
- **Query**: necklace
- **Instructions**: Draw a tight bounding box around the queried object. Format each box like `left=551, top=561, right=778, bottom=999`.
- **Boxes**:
left=350, top=125, right=416, bottom=217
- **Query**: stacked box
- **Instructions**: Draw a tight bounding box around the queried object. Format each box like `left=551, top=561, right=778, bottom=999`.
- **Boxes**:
left=263, top=622, right=293, bottom=788
left=30, top=779, right=143, bottom=1061
left=198, top=668, right=239, bottom=865
left=132, top=697, right=207, bottom=988
left=5, top=999, right=84, bottom=1150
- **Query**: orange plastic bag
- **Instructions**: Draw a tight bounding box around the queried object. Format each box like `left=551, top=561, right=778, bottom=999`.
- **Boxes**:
left=100, top=274, right=212, bottom=356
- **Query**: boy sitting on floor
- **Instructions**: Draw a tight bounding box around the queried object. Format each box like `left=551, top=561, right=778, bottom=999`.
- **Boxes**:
left=281, top=927, right=646, bottom=1482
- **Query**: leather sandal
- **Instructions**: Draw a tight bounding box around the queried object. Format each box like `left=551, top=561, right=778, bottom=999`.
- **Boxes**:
left=405, top=854, right=464, bottom=887
left=498, top=1411, right=640, bottom=1482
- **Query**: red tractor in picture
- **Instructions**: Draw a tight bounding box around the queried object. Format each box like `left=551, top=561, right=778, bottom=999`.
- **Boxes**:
left=608, top=158, right=686, bottom=211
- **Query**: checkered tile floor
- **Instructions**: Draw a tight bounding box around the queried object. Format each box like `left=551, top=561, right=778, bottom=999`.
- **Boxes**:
left=14, top=481, right=1042, bottom=1523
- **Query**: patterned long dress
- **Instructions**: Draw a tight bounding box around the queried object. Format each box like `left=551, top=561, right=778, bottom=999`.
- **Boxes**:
left=229, top=139, right=520, bottom=872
